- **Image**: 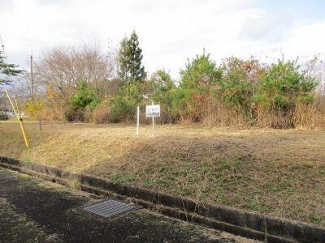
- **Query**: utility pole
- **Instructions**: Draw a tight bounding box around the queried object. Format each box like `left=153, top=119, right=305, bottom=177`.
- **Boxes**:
left=30, top=54, right=34, bottom=97
left=30, top=53, right=42, bottom=131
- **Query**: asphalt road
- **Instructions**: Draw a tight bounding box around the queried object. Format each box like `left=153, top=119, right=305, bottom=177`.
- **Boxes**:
left=0, top=167, right=257, bottom=243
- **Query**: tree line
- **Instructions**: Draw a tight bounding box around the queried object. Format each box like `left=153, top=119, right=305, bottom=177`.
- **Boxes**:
left=1, top=31, right=324, bottom=128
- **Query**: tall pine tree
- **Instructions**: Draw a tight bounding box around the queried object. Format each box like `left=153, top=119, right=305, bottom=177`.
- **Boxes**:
left=0, top=50, right=22, bottom=84
left=118, top=31, right=146, bottom=84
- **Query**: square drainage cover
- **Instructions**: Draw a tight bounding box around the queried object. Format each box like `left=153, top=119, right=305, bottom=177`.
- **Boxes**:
left=83, top=199, right=139, bottom=218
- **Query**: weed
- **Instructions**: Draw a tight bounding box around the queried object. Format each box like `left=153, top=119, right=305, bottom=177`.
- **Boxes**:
left=23, top=157, right=32, bottom=163
left=112, top=173, right=135, bottom=183
left=249, top=201, right=270, bottom=212
left=286, top=187, right=296, bottom=193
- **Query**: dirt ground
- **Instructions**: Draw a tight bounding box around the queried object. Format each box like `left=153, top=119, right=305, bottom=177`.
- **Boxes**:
left=0, top=121, right=324, bottom=227
left=0, top=167, right=256, bottom=243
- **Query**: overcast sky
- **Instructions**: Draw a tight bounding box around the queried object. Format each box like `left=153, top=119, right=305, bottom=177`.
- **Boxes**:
left=1, top=0, right=325, bottom=78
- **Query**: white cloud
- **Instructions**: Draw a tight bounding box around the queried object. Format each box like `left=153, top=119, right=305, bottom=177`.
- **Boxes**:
left=0, top=0, right=324, bottom=78
left=239, top=11, right=294, bottom=42
left=282, top=20, right=325, bottom=57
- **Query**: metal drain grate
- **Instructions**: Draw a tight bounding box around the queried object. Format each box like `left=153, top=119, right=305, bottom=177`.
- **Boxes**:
left=83, top=200, right=138, bottom=218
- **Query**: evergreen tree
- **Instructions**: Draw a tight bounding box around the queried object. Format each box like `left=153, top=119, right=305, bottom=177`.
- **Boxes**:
left=175, top=52, right=222, bottom=121
left=118, top=31, right=146, bottom=84
left=253, top=60, right=317, bottom=111
left=0, top=50, right=22, bottom=84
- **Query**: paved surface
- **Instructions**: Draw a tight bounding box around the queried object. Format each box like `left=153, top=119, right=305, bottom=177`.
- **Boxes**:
left=0, top=168, right=258, bottom=243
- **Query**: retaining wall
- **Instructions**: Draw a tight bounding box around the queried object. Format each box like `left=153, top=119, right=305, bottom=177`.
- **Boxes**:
left=0, top=156, right=324, bottom=243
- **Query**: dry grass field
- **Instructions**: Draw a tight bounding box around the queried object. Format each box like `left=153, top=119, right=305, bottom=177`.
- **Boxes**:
left=0, top=121, right=324, bottom=227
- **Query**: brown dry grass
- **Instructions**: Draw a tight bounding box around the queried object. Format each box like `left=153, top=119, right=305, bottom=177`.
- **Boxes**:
left=0, top=121, right=324, bottom=227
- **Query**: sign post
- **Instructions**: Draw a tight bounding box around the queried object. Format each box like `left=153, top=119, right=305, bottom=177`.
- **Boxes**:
left=146, top=103, right=160, bottom=137
left=152, top=102, right=155, bottom=137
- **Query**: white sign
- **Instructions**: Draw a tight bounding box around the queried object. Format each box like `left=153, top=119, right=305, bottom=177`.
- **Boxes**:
left=146, top=104, right=160, bottom=117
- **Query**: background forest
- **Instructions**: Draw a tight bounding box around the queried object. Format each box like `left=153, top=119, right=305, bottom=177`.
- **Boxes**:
left=1, top=31, right=325, bottom=128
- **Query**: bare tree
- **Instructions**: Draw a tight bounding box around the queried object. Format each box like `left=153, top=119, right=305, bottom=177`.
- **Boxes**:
left=35, top=43, right=116, bottom=104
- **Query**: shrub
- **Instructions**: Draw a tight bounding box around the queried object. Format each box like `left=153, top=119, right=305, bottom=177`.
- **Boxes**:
left=65, top=108, right=84, bottom=122
left=149, top=70, right=178, bottom=123
left=90, top=99, right=113, bottom=124
left=253, top=60, right=317, bottom=128
left=67, top=81, right=101, bottom=121
left=111, top=81, right=148, bottom=122
left=25, top=98, right=45, bottom=119
left=219, top=58, right=266, bottom=111
left=0, top=113, right=8, bottom=120
left=70, top=81, right=101, bottom=111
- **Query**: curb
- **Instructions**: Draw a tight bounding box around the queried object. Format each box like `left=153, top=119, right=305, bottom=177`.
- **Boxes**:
left=0, top=156, right=324, bottom=243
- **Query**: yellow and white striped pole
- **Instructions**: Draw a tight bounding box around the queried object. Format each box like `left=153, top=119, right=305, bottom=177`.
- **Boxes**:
left=3, top=88, right=29, bottom=149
